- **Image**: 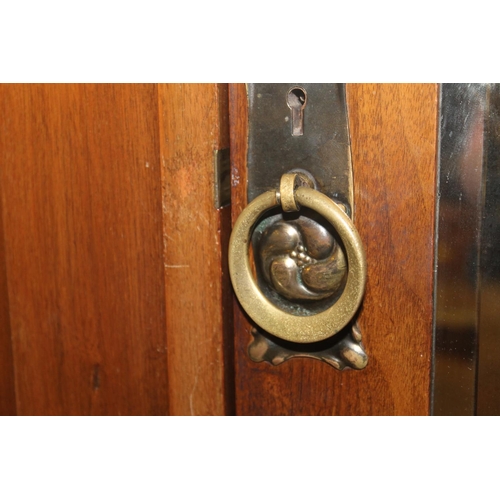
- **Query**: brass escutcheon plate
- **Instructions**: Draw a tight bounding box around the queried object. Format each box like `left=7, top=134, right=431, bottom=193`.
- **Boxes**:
left=237, top=83, right=368, bottom=370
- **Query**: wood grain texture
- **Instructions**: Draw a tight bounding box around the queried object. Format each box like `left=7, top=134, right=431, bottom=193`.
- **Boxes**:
left=0, top=84, right=169, bottom=415
left=230, top=83, right=438, bottom=415
left=0, top=194, right=16, bottom=415
left=159, top=84, right=234, bottom=415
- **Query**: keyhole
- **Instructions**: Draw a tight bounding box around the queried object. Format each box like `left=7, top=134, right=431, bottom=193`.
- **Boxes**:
left=287, top=87, right=306, bottom=107
left=287, top=87, right=307, bottom=136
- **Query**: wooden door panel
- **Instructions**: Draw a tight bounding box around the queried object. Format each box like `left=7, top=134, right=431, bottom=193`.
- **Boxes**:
left=0, top=84, right=233, bottom=415
left=229, top=84, right=438, bottom=415
left=0, top=84, right=169, bottom=415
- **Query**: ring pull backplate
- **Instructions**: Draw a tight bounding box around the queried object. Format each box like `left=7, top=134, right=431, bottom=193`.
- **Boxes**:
left=229, top=83, right=368, bottom=370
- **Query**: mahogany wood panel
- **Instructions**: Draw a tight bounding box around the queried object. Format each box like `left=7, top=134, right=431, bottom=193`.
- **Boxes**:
left=229, top=83, right=438, bottom=415
left=0, top=84, right=169, bottom=415
left=0, top=195, right=16, bottom=415
left=159, top=84, right=234, bottom=415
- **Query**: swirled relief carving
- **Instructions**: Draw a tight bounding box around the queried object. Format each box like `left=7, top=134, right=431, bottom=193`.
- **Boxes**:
left=256, top=215, right=347, bottom=303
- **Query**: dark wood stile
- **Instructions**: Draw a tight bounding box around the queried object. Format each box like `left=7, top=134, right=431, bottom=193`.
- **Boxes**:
left=159, top=84, right=234, bottom=415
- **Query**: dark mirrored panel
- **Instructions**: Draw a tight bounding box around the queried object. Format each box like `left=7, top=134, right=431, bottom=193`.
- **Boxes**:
left=434, top=83, right=500, bottom=416
left=476, top=84, right=500, bottom=416
left=433, top=84, right=487, bottom=415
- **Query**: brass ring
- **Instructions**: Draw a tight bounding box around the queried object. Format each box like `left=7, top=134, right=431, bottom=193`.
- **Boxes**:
left=229, top=187, right=367, bottom=343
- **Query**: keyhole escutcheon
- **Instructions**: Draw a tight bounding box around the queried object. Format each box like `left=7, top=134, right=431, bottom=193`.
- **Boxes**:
left=287, top=87, right=307, bottom=136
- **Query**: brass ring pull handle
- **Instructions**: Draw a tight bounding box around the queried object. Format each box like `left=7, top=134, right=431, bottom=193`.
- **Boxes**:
left=229, top=173, right=367, bottom=344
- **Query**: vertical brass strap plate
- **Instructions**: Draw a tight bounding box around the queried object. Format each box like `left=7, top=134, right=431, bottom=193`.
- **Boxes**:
left=243, top=83, right=367, bottom=370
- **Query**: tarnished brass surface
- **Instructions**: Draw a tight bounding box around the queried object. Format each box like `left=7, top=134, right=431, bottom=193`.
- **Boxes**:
left=228, top=184, right=367, bottom=344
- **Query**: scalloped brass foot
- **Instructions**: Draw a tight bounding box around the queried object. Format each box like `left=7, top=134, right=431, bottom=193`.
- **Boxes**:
left=248, top=321, right=368, bottom=371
